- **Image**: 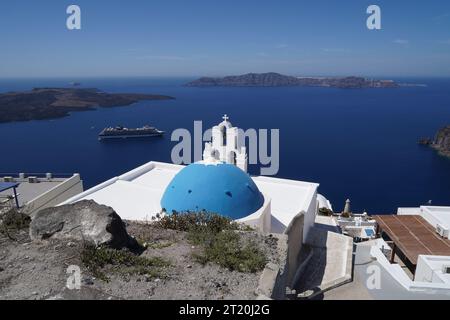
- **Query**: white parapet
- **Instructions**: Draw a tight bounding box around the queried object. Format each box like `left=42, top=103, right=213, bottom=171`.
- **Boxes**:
left=354, top=238, right=450, bottom=299
left=24, top=174, right=84, bottom=216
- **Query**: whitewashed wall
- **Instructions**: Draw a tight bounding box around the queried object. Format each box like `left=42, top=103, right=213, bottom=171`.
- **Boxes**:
left=355, top=240, right=450, bottom=299
left=25, top=174, right=83, bottom=216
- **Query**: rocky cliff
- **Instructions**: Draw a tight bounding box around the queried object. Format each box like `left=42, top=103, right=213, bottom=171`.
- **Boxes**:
left=186, top=72, right=399, bottom=89
left=432, top=126, right=450, bottom=157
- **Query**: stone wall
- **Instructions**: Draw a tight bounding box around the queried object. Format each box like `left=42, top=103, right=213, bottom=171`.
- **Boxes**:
left=284, top=212, right=305, bottom=287
left=255, top=233, right=288, bottom=300
left=256, top=211, right=306, bottom=299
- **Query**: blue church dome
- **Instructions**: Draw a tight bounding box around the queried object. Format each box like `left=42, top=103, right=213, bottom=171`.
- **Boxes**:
left=161, top=163, right=264, bottom=219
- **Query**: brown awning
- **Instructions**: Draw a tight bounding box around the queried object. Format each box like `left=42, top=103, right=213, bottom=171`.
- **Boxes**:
left=373, top=214, right=450, bottom=265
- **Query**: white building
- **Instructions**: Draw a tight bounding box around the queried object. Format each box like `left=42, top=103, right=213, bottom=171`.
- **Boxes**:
left=62, top=116, right=330, bottom=242
left=1, top=173, right=83, bottom=217
left=353, top=205, right=450, bottom=299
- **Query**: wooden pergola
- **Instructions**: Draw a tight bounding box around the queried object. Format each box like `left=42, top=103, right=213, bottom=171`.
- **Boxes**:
left=373, top=215, right=450, bottom=269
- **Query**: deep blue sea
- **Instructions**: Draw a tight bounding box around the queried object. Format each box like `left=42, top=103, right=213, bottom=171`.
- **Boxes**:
left=0, top=77, right=449, bottom=214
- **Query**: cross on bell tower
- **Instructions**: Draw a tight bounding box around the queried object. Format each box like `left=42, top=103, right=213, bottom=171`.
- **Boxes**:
left=202, top=115, right=248, bottom=172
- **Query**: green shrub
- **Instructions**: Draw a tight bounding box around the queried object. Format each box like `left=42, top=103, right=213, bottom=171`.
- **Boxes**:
left=157, top=212, right=266, bottom=273
left=193, top=230, right=267, bottom=273
left=318, top=207, right=334, bottom=216
left=0, top=209, right=31, bottom=240
left=156, top=211, right=241, bottom=233
left=0, top=209, right=30, bottom=230
left=80, top=244, right=171, bottom=281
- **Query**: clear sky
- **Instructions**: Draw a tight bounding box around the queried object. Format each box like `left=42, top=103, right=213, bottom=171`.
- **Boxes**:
left=1, top=0, right=450, bottom=78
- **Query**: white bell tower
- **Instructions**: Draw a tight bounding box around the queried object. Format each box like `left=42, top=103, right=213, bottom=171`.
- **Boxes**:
left=203, top=115, right=248, bottom=172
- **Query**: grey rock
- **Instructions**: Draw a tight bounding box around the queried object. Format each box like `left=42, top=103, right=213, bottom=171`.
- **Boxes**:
left=30, top=200, right=135, bottom=249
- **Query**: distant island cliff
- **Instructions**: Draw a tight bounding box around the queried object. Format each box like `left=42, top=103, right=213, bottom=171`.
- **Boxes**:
left=419, top=126, right=450, bottom=158
left=0, top=88, right=174, bottom=123
left=186, top=72, right=401, bottom=89
left=432, top=126, right=450, bottom=157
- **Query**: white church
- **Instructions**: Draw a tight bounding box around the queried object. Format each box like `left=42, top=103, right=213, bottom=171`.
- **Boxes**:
left=63, top=116, right=332, bottom=241
left=203, top=114, right=248, bottom=172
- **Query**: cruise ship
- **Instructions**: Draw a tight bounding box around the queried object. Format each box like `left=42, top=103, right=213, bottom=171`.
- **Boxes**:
left=98, top=125, right=164, bottom=140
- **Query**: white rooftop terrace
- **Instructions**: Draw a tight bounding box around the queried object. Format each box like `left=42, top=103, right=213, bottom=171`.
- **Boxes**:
left=1, top=175, right=68, bottom=207
left=62, top=161, right=319, bottom=230
left=398, top=205, right=450, bottom=239
left=0, top=174, right=83, bottom=216
left=348, top=205, right=450, bottom=299
left=251, top=175, right=318, bottom=230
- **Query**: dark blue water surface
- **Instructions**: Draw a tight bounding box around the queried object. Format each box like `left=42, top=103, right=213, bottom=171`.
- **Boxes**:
left=0, top=77, right=449, bottom=213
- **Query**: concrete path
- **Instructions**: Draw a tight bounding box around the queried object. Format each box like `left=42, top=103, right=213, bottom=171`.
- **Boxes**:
left=321, top=271, right=373, bottom=300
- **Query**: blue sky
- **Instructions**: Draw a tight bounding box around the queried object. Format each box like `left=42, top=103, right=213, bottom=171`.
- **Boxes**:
left=1, top=0, right=450, bottom=78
